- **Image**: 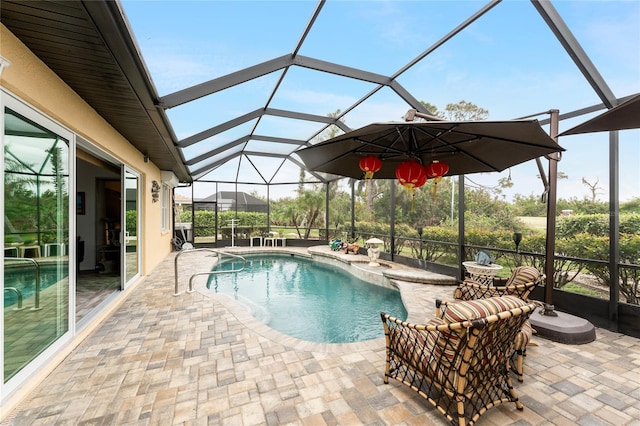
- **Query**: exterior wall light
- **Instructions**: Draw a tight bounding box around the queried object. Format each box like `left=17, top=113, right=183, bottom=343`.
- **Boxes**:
left=0, top=56, right=11, bottom=78
left=151, top=180, right=161, bottom=203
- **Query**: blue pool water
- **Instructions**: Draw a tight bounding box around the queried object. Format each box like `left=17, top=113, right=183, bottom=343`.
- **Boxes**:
left=207, top=254, right=407, bottom=343
left=4, top=264, right=68, bottom=308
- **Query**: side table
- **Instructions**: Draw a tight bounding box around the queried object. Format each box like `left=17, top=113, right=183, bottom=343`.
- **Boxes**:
left=462, top=261, right=503, bottom=285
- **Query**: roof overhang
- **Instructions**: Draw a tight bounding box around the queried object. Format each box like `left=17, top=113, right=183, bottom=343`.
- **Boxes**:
left=1, top=0, right=191, bottom=182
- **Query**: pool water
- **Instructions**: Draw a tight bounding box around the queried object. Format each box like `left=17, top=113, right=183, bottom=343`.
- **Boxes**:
left=4, top=264, right=68, bottom=308
left=207, top=254, right=407, bottom=343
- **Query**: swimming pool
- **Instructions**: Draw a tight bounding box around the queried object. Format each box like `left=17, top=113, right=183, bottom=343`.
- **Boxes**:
left=207, top=254, right=407, bottom=343
left=4, top=263, right=68, bottom=308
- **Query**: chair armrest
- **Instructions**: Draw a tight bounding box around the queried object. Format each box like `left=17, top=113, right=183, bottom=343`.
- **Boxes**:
left=454, top=280, right=501, bottom=300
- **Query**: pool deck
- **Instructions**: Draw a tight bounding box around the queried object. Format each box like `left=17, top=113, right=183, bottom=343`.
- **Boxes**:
left=2, top=246, right=640, bottom=425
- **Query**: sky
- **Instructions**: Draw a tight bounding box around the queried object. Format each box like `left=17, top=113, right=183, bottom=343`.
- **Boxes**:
left=119, top=0, right=639, bottom=204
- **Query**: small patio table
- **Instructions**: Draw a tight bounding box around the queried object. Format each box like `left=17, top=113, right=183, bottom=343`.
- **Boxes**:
left=462, top=261, right=503, bottom=285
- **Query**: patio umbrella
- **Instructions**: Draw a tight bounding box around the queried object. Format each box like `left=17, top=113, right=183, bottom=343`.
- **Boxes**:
left=560, top=93, right=640, bottom=136
left=296, top=119, right=564, bottom=179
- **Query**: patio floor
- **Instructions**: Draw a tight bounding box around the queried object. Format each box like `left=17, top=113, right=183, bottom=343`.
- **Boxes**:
left=2, top=247, right=640, bottom=425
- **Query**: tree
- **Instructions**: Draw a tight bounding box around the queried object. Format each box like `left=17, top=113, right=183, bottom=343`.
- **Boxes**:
left=4, top=144, right=37, bottom=241
left=443, top=100, right=488, bottom=121
left=512, top=194, right=547, bottom=217
left=351, top=178, right=384, bottom=222
left=418, top=101, right=443, bottom=119
left=582, top=177, right=603, bottom=202
left=463, top=187, right=522, bottom=231
left=415, top=100, right=489, bottom=121
left=272, top=175, right=326, bottom=238
left=327, top=182, right=351, bottom=235
left=312, top=109, right=343, bottom=143
left=295, top=183, right=324, bottom=238
left=416, top=100, right=489, bottom=121
left=48, top=146, right=67, bottom=195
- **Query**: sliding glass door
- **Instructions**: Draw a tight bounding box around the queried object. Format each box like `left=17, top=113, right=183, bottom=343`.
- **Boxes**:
left=123, top=168, right=140, bottom=287
left=3, top=96, right=72, bottom=388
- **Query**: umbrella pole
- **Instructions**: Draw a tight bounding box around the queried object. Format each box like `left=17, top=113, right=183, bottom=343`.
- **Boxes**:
left=530, top=110, right=595, bottom=345
left=350, top=180, right=355, bottom=240
left=390, top=182, right=396, bottom=260
left=543, top=109, right=560, bottom=314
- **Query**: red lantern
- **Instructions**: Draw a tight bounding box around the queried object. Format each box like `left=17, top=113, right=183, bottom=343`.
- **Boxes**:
left=414, top=172, right=428, bottom=188
left=359, top=156, right=382, bottom=179
left=425, top=160, right=449, bottom=200
left=425, top=160, right=449, bottom=179
left=395, top=160, right=427, bottom=196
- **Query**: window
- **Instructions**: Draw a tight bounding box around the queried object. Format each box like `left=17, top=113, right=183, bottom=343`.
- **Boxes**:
left=161, top=183, right=171, bottom=232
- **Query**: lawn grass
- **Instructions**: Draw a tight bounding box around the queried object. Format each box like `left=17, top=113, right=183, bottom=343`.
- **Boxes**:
left=562, top=282, right=605, bottom=298
left=518, top=216, right=547, bottom=232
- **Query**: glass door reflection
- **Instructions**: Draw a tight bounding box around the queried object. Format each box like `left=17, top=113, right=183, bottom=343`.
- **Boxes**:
left=123, top=169, right=140, bottom=286
left=3, top=107, right=70, bottom=383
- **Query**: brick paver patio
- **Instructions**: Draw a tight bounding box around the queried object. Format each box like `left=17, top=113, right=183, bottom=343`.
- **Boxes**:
left=2, top=248, right=639, bottom=425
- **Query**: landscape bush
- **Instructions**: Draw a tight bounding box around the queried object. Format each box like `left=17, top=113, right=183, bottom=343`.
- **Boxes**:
left=557, top=213, right=640, bottom=238
left=183, top=211, right=267, bottom=238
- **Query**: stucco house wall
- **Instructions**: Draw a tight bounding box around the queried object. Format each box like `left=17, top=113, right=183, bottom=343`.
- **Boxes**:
left=1, top=24, right=172, bottom=274
left=1, top=23, right=174, bottom=413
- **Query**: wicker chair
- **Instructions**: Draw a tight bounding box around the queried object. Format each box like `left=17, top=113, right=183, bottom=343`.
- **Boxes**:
left=455, top=265, right=543, bottom=301
left=447, top=266, right=544, bottom=382
left=382, top=295, right=538, bottom=426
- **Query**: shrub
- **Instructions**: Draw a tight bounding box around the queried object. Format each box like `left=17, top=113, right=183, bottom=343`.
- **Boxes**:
left=558, top=213, right=640, bottom=238
left=126, top=210, right=137, bottom=236
left=183, top=211, right=268, bottom=238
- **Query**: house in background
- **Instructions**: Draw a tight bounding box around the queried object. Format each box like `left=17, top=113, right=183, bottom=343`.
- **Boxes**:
left=197, top=191, right=269, bottom=213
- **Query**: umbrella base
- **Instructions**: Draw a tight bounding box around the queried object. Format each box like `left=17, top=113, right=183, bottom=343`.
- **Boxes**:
left=530, top=309, right=596, bottom=344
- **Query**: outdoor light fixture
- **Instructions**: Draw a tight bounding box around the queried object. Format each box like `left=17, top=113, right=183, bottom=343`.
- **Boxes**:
left=0, top=56, right=10, bottom=78
left=151, top=180, right=161, bottom=202
left=417, top=226, right=423, bottom=238
left=513, top=232, right=523, bottom=252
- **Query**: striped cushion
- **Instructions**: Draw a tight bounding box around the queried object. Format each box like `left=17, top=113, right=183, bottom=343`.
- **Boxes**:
left=391, top=322, right=439, bottom=374
left=424, top=317, right=459, bottom=366
left=442, top=295, right=528, bottom=324
left=426, top=317, right=445, bottom=328
left=391, top=317, right=461, bottom=376
left=505, top=266, right=541, bottom=287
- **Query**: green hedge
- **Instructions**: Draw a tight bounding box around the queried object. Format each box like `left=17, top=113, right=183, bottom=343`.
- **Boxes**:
left=126, top=210, right=137, bottom=235
left=182, top=211, right=268, bottom=238
left=557, top=213, right=640, bottom=238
